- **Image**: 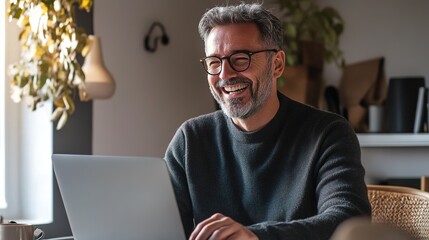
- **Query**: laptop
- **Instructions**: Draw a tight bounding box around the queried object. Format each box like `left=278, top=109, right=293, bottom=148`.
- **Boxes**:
left=52, top=154, right=186, bottom=240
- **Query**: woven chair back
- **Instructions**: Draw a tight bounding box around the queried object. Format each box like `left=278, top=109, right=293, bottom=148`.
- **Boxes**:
left=367, top=184, right=429, bottom=240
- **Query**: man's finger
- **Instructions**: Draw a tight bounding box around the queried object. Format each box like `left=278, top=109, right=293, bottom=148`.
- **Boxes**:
left=190, top=213, right=232, bottom=240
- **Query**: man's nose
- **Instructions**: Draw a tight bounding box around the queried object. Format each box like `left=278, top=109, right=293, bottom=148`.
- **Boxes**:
left=218, top=60, right=237, bottom=80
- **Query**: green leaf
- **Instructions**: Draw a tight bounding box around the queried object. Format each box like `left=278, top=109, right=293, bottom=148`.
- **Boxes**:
left=286, top=54, right=297, bottom=66
left=321, top=7, right=343, bottom=22
left=288, top=41, right=299, bottom=52
left=8, top=7, right=23, bottom=19
left=292, top=10, right=304, bottom=23
left=299, top=0, right=311, bottom=11
left=38, top=73, right=48, bottom=89
left=76, top=65, right=85, bottom=81
left=333, top=23, right=344, bottom=35
left=18, top=75, right=29, bottom=88
left=63, top=94, right=75, bottom=113
left=41, top=0, right=55, bottom=8
left=284, top=23, right=297, bottom=38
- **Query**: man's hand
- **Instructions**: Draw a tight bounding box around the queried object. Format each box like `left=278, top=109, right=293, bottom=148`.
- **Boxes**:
left=189, top=213, right=259, bottom=240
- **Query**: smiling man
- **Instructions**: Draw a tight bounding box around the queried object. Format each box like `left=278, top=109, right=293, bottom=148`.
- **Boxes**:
left=165, top=3, right=371, bottom=240
left=204, top=22, right=280, bottom=132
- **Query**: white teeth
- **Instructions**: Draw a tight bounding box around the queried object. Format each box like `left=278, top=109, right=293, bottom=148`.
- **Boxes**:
left=224, top=84, right=247, bottom=93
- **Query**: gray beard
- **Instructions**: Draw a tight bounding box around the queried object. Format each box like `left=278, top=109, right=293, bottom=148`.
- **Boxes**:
left=210, top=65, right=273, bottom=119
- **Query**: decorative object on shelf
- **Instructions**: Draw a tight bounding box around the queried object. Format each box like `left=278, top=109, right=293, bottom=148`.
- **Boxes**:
left=7, top=0, right=95, bottom=130
left=368, top=105, right=384, bottom=133
left=339, top=57, right=387, bottom=133
left=77, top=35, right=115, bottom=101
left=276, top=0, right=344, bottom=107
left=324, top=85, right=341, bottom=114
left=413, top=86, right=428, bottom=133
left=384, top=77, right=426, bottom=133
left=144, top=22, right=169, bottom=53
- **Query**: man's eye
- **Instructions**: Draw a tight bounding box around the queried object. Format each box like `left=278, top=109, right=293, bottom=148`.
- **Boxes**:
left=232, top=57, right=249, bottom=66
left=207, top=60, right=221, bottom=67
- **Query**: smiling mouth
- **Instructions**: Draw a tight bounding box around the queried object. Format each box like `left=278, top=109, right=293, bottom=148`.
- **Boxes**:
left=223, top=83, right=249, bottom=94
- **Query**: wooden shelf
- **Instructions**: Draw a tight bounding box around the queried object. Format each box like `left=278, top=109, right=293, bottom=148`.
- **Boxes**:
left=357, top=133, right=429, bottom=147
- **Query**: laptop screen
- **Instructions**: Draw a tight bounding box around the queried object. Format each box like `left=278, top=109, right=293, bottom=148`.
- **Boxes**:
left=52, top=154, right=186, bottom=240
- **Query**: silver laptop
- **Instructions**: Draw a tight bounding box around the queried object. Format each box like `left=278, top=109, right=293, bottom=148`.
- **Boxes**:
left=52, top=154, right=186, bottom=240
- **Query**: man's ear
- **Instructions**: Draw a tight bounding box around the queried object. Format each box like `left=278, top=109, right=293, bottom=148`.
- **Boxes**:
left=273, top=50, right=286, bottom=79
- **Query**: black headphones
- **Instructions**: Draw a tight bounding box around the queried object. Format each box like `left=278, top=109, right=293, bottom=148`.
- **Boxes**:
left=144, top=22, right=169, bottom=53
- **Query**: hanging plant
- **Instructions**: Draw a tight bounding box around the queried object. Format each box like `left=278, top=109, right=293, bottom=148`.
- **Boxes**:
left=7, top=0, right=93, bottom=129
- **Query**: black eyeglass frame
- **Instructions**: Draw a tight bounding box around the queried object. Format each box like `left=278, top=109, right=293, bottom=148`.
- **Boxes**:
left=200, top=49, right=278, bottom=76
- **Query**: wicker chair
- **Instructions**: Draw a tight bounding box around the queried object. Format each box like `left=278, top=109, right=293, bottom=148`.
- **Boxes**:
left=367, top=184, right=429, bottom=240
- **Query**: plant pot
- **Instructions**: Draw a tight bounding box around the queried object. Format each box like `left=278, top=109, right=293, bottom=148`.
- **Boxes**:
left=278, top=41, right=324, bottom=107
left=278, top=65, right=323, bottom=108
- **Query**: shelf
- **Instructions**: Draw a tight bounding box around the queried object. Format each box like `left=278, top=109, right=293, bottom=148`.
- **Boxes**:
left=357, top=133, right=429, bottom=147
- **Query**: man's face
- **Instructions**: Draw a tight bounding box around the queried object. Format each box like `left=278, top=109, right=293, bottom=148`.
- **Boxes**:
left=204, top=23, right=276, bottom=119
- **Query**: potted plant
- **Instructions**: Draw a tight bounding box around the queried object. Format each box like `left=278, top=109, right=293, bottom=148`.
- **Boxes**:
left=7, top=0, right=93, bottom=129
left=276, top=0, right=344, bottom=107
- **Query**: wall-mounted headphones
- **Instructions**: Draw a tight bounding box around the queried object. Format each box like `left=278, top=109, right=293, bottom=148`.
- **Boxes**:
left=144, top=22, right=169, bottom=53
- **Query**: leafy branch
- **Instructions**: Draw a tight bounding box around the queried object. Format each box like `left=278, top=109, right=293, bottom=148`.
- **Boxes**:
left=7, top=0, right=93, bottom=129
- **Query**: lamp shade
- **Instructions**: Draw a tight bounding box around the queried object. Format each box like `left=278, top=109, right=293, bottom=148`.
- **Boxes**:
left=82, top=35, right=115, bottom=100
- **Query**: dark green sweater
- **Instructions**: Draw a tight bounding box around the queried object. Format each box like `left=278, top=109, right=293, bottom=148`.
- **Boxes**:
left=165, top=93, right=371, bottom=240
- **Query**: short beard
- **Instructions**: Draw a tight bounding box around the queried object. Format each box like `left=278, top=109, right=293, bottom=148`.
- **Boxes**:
left=210, top=64, right=273, bottom=119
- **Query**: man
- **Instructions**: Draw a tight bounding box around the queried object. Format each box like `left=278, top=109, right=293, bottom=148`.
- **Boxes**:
left=165, top=3, right=371, bottom=240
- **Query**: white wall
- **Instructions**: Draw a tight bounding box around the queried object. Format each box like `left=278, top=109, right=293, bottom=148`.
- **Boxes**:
left=319, top=0, right=429, bottom=87
left=93, top=0, right=216, bottom=157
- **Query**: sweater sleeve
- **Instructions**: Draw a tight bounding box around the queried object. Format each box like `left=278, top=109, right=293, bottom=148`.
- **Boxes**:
left=247, top=118, right=371, bottom=240
left=164, top=127, right=195, bottom=238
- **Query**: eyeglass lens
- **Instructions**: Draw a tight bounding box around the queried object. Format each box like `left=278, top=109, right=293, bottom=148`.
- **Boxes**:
left=203, top=52, right=251, bottom=75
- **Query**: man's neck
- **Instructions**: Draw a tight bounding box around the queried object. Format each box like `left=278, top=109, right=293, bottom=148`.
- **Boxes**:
left=232, top=94, right=280, bottom=132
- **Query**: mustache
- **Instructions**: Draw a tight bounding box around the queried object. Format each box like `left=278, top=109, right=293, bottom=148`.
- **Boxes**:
left=216, top=77, right=252, bottom=88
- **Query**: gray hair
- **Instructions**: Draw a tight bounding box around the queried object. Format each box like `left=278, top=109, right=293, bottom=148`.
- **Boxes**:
left=198, top=3, right=283, bottom=49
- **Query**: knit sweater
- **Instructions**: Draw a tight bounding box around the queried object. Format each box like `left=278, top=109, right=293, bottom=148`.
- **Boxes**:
left=164, top=92, right=371, bottom=240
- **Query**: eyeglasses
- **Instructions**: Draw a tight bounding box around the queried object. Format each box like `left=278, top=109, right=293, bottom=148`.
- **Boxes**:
left=200, top=49, right=278, bottom=75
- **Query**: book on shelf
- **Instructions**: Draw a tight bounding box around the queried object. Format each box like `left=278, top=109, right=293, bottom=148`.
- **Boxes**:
left=413, top=86, right=428, bottom=133
left=426, top=89, right=429, bottom=132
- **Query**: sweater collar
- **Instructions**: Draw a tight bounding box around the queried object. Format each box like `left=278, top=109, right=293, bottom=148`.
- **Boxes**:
left=226, top=92, right=289, bottom=143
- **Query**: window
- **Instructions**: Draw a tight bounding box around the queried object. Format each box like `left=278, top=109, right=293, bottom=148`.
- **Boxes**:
left=1, top=0, right=53, bottom=223
left=0, top=0, right=6, bottom=209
